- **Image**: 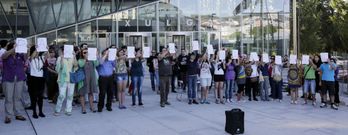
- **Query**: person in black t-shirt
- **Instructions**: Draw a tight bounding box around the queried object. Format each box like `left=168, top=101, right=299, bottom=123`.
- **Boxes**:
left=177, top=49, right=189, bottom=92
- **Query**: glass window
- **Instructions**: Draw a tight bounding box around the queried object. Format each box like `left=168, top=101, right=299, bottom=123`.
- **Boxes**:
left=199, top=0, right=221, bottom=31
left=117, top=0, right=139, bottom=11
left=117, top=9, right=137, bottom=32
left=179, top=0, right=199, bottom=31
left=55, top=0, right=76, bottom=27
left=57, top=26, right=76, bottom=46
left=28, top=0, right=56, bottom=32
left=159, top=0, right=178, bottom=31
left=138, top=4, right=157, bottom=32
left=77, top=21, right=97, bottom=47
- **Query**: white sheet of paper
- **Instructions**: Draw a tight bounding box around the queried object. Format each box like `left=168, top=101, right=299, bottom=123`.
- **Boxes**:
left=320, top=52, right=329, bottom=62
left=168, top=43, right=176, bottom=54
left=232, top=50, right=239, bottom=59
left=192, top=41, right=199, bottom=51
left=37, top=38, right=48, bottom=52
left=290, top=54, right=297, bottom=64
left=219, top=50, right=226, bottom=60
left=127, top=46, right=135, bottom=58
left=275, top=55, right=282, bottom=65
left=108, top=49, right=117, bottom=61
left=143, top=47, right=151, bottom=58
left=63, top=45, right=74, bottom=58
left=15, top=38, right=28, bottom=53
left=249, top=52, right=259, bottom=61
left=262, top=53, right=270, bottom=63
left=207, top=44, right=214, bottom=54
left=302, top=55, right=309, bottom=65
left=87, top=48, right=97, bottom=61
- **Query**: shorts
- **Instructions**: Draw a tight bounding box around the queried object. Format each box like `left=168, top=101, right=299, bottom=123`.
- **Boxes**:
left=200, top=78, right=212, bottom=87
left=214, top=75, right=225, bottom=82
left=116, top=74, right=128, bottom=81
left=304, top=79, right=316, bottom=94
left=321, top=81, right=335, bottom=96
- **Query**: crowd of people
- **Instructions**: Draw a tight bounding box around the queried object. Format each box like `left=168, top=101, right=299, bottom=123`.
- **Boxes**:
left=0, top=40, right=343, bottom=124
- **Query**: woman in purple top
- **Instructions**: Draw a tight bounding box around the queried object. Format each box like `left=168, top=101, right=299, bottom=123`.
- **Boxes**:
left=224, top=56, right=236, bottom=103
left=2, top=42, right=27, bottom=124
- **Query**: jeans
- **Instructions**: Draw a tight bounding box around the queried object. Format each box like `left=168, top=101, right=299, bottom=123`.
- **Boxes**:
left=55, top=82, right=75, bottom=113
left=272, top=80, right=283, bottom=100
left=304, top=79, right=316, bottom=94
left=150, top=70, right=159, bottom=90
left=187, top=75, right=197, bottom=100
left=225, top=80, right=235, bottom=100
left=131, top=76, right=144, bottom=104
left=259, top=76, right=270, bottom=101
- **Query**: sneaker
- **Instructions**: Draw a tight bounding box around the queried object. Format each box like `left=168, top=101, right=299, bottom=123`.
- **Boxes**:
left=320, top=103, right=327, bottom=108
left=294, top=101, right=298, bottom=104
left=160, top=103, right=165, bottom=108
left=132, top=103, right=136, bottom=106
left=279, top=100, right=282, bottom=103
left=290, top=101, right=294, bottom=104
left=4, top=117, right=11, bottom=124
left=215, top=99, right=220, bottom=104
left=220, top=100, right=225, bottom=104
left=15, top=116, right=26, bottom=121
left=200, top=100, right=205, bottom=104
left=192, top=100, right=199, bottom=104
left=204, top=101, right=210, bottom=104
left=248, top=98, right=252, bottom=101
left=165, top=102, right=171, bottom=105
left=53, top=112, right=60, bottom=116
left=32, top=113, right=38, bottom=119
left=253, top=98, right=259, bottom=101
left=302, top=102, right=308, bottom=105
left=312, top=102, right=316, bottom=106
left=139, top=103, right=144, bottom=106
left=331, top=104, right=338, bottom=110
left=65, top=112, right=72, bottom=116
left=188, top=100, right=192, bottom=105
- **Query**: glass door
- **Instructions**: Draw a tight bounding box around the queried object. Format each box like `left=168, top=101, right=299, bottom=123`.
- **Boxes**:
left=127, top=36, right=142, bottom=48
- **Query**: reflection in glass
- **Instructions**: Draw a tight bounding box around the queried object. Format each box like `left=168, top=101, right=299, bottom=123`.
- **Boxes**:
left=57, top=26, right=76, bottom=46
left=159, top=0, right=178, bottom=31
left=138, top=4, right=157, bottom=32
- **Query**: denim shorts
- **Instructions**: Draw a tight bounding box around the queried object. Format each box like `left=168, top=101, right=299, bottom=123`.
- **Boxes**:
left=116, top=74, right=128, bottom=81
left=304, top=79, right=316, bottom=94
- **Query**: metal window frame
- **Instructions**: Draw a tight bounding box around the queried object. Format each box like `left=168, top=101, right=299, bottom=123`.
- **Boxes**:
left=0, top=1, right=16, bottom=38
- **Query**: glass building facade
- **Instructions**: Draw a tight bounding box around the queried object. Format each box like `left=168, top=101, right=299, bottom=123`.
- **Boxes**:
left=1, top=0, right=291, bottom=55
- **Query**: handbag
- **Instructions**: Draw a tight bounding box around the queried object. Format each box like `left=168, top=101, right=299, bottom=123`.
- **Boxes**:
left=70, top=67, right=85, bottom=83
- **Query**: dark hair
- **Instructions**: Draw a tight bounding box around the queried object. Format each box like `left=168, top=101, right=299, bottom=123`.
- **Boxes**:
left=80, top=43, right=87, bottom=48
left=6, top=42, right=15, bottom=51
left=0, top=40, right=8, bottom=48
left=29, top=45, right=36, bottom=56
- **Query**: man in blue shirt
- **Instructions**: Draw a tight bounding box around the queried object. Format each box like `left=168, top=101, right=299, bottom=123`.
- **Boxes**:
left=319, top=58, right=338, bottom=110
left=97, top=49, right=116, bottom=112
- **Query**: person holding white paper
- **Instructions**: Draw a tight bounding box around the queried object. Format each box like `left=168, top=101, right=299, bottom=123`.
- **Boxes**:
left=130, top=48, right=145, bottom=106
left=77, top=48, right=99, bottom=114
left=271, top=56, right=283, bottom=102
left=198, top=53, right=212, bottom=104
left=158, top=47, right=176, bottom=107
left=96, top=49, right=116, bottom=112
left=224, top=56, right=236, bottom=103
left=301, top=56, right=317, bottom=106
left=2, top=42, right=27, bottom=123
left=27, top=46, right=47, bottom=119
left=319, top=56, right=338, bottom=110
left=245, top=59, right=259, bottom=101
left=54, top=46, right=78, bottom=116
left=212, top=50, right=225, bottom=104
left=259, top=55, right=271, bottom=101
left=288, top=62, right=302, bottom=105
left=177, top=49, right=189, bottom=93
left=115, top=48, right=129, bottom=109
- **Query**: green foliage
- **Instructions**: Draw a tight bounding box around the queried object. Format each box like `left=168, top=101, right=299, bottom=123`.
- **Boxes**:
left=299, top=0, right=348, bottom=53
